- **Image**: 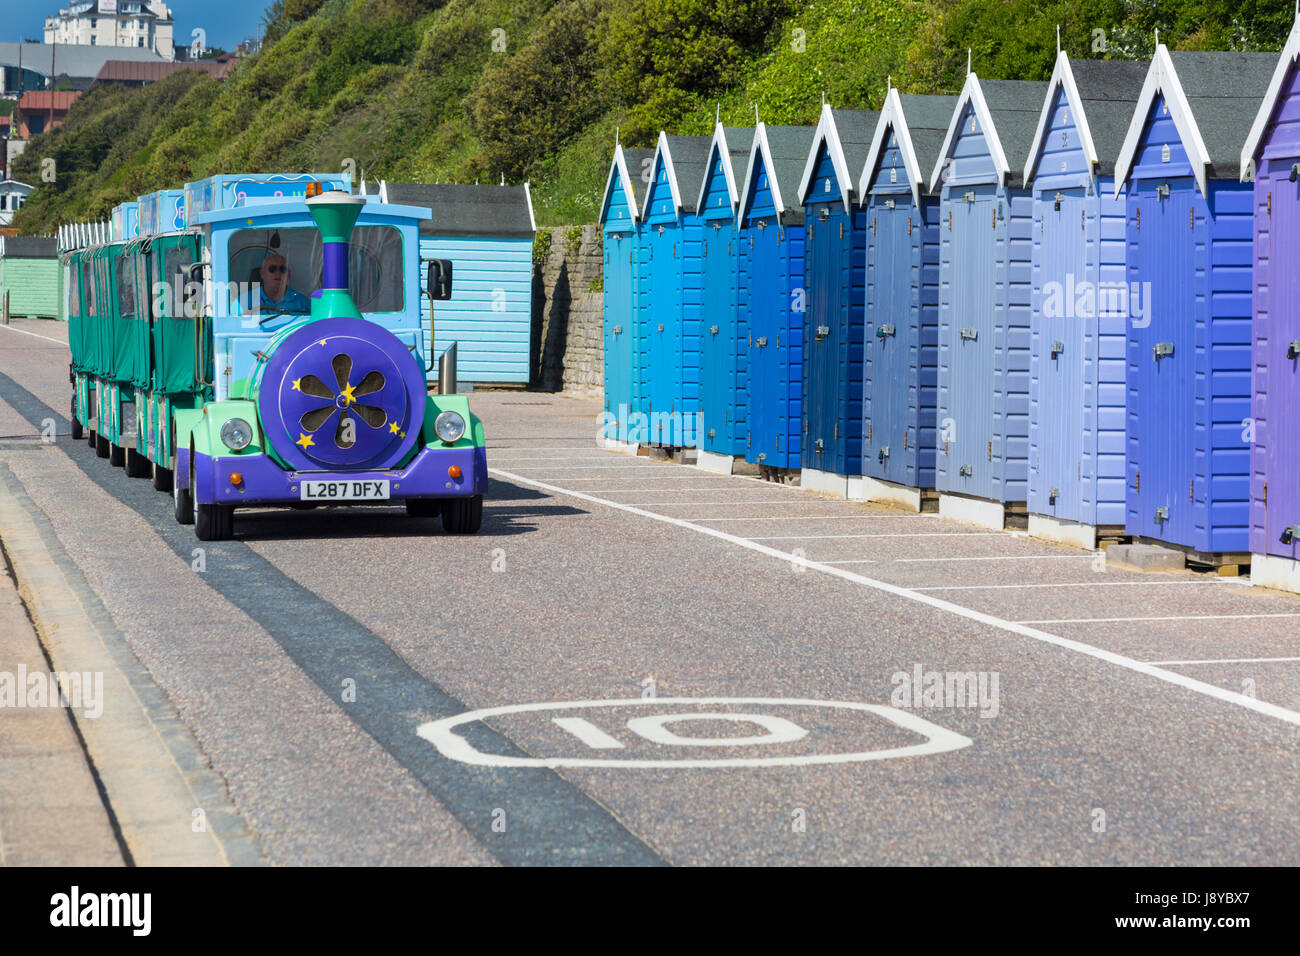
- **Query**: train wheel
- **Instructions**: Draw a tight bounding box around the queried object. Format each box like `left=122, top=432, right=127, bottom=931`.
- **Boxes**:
left=70, top=395, right=83, bottom=441
left=405, top=498, right=440, bottom=518
left=125, top=446, right=150, bottom=478
left=195, top=502, right=233, bottom=541
left=109, top=442, right=125, bottom=468
left=440, top=495, right=483, bottom=534
left=174, top=463, right=194, bottom=525
left=95, top=432, right=110, bottom=458
left=152, top=461, right=173, bottom=493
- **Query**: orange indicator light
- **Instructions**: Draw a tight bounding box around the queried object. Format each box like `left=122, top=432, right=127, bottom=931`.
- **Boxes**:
left=448, top=466, right=462, bottom=480
left=230, top=472, right=244, bottom=486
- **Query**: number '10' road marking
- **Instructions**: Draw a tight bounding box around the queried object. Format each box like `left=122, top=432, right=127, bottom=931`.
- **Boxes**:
left=416, top=698, right=972, bottom=769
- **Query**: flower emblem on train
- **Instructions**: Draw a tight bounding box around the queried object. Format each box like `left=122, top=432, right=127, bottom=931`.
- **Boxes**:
left=257, top=318, right=426, bottom=471
left=292, top=352, right=393, bottom=451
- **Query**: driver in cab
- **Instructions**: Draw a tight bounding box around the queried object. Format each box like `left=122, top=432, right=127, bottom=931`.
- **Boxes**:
left=255, top=253, right=310, bottom=314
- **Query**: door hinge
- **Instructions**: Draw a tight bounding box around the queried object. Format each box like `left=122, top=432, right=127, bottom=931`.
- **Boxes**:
left=839, top=221, right=844, bottom=239
left=1136, top=208, right=1140, bottom=230
left=1136, top=470, right=1140, bottom=492
left=834, top=423, right=838, bottom=440
left=1190, top=479, right=1195, bottom=503
left=1268, top=192, right=1272, bottom=217
left=868, top=423, right=872, bottom=443
left=903, top=430, right=908, bottom=451
left=943, top=436, right=949, bottom=454
left=908, top=216, right=912, bottom=236
left=702, top=240, right=707, bottom=255
left=987, top=440, right=992, bottom=461
left=872, top=217, right=876, bottom=235
left=948, top=210, right=953, bottom=231
left=1190, top=207, right=1195, bottom=230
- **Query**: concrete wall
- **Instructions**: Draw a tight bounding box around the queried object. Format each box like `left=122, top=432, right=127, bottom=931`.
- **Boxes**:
left=532, top=224, right=603, bottom=394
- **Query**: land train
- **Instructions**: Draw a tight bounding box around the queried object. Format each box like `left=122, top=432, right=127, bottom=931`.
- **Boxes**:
left=61, top=174, right=487, bottom=541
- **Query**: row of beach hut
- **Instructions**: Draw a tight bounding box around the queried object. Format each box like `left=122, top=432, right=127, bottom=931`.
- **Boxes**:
left=599, top=24, right=1300, bottom=592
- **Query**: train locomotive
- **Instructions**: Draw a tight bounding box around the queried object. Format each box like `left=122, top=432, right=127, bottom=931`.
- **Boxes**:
left=61, top=175, right=487, bottom=541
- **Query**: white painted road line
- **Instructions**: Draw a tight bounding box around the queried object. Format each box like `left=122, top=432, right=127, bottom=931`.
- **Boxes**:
left=746, top=532, right=1009, bottom=540
left=913, top=580, right=1222, bottom=592
left=892, top=554, right=1097, bottom=563
left=695, top=514, right=938, bottom=522
left=0, top=324, right=66, bottom=346
left=1149, top=656, right=1300, bottom=666
left=623, top=501, right=828, bottom=506
left=1018, top=613, right=1300, bottom=624
left=489, top=466, right=1300, bottom=731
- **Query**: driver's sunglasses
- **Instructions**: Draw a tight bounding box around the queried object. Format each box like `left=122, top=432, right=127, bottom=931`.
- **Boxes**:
left=265, top=264, right=287, bottom=274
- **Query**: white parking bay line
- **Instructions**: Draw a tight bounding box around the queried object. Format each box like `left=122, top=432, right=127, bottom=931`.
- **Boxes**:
left=697, top=514, right=937, bottom=522
left=748, top=532, right=1008, bottom=540
left=0, top=324, right=66, bottom=346
left=914, top=580, right=1220, bottom=592
left=489, top=466, right=1300, bottom=731
left=892, top=554, right=1097, bottom=563
left=1018, top=613, right=1300, bottom=624
left=1149, top=656, right=1300, bottom=666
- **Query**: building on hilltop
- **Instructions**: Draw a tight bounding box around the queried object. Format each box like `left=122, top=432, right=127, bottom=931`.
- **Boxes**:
left=0, top=42, right=166, bottom=95
left=43, top=1, right=175, bottom=61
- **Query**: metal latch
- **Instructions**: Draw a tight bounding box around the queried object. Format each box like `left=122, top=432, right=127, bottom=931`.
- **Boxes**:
left=958, top=464, right=973, bottom=477
left=707, top=429, right=715, bottom=439
left=1049, top=487, right=1059, bottom=503
left=757, top=453, right=766, bottom=462
left=876, top=324, right=895, bottom=338
left=1281, top=525, right=1299, bottom=545
left=1051, top=341, right=1064, bottom=359
left=885, top=199, right=896, bottom=209
left=1156, top=183, right=1170, bottom=199
left=816, top=325, right=830, bottom=338
left=878, top=446, right=890, bottom=463
left=815, top=439, right=824, bottom=450
left=960, top=327, right=978, bottom=341
left=657, top=323, right=664, bottom=333
left=1153, top=341, right=1174, bottom=359
left=756, top=336, right=768, bottom=347
left=963, top=191, right=976, bottom=204
left=709, top=325, right=719, bottom=336
left=1288, top=340, right=1300, bottom=360
left=1154, top=505, right=1169, bottom=524
left=612, top=325, right=622, bottom=335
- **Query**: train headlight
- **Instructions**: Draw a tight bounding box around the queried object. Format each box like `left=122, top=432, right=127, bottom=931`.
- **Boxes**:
left=434, top=410, right=466, bottom=444
left=220, top=418, right=254, bottom=451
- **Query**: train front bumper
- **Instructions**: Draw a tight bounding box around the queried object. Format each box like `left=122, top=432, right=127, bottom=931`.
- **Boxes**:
left=185, top=445, right=489, bottom=507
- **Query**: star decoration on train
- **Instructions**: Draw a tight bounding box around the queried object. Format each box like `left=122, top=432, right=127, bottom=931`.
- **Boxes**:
left=388, top=422, right=400, bottom=435
left=296, top=432, right=315, bottom=449
left=339, top=382, right=356, bottom=405
left=291, top=378, right=301, bottom=391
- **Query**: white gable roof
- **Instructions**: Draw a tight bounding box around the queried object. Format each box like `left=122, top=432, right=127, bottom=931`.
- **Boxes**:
left=601, top=144, right=641, bottom=225
left=796, top=103, right=854, bottom=211
left=927, top=73, right=1015, bottom=192
left=1240, top=15, right=1300, bottom=180
left=858, top=88, right=925, bottom=206
left=641, top=131, right=683, bottom=219
left=694, top=122, right=743, bottom=215
left=1112, top=45, right=1213, bottom=197
left=1023, top=50, right=1103, bottom=186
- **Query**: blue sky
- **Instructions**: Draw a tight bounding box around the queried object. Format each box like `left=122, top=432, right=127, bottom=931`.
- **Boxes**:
left=1, top=0, right=272, bottom=52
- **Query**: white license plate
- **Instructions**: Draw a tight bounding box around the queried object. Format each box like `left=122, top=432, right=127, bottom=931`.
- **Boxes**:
left=299, top=479, right=391, bottom=501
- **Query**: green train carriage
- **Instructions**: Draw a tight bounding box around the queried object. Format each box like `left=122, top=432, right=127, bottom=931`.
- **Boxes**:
left=62, top=175, right=487, bottom=540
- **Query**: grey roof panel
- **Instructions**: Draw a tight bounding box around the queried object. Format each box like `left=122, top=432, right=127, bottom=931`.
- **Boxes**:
left=721, top=126, right=752, bottom=191
left=762, top=125, right=819, bottom=220
left=383, top=183, right=534, bottom=237
left=664, top=135, right=713, bottom=213
left=1066, top=59, right=1148, bottom=174
left=897, top=94, right=960, bottom=192
left=1167, top=51, right=1276, bottom=179
left=0, top=42, right=165, bottom=82
left=830, top=109, right=880, bottom=190
left=1, top=236, right=57, bottom=258
left=623, top=148, right=655, bottom=207
left=979, top=79, right=1052, bottom=186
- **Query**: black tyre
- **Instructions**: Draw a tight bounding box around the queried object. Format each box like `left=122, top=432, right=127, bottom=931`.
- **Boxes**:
left=109, top=442, right=125, bottom=467
left=440, top=495, right=483, bottom=534
left=405, top=498, right=440, bottom=518
left=125, top=446, right=150, bottom=478
left=70, top=396, right=83, bottom=441
left=95, top=432, right=110, bottom=458
left=87, top=427, right=96, bottom=448
left=195, top=501, right=234, bottom=541
left=152, top=461, right=173, bottom=493
left=174, top=461, right=194, bottom=525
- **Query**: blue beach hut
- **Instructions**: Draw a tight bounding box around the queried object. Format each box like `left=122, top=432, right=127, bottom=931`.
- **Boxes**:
left=1112, top=47, right=1273, bottom=559
left=738, top=122, right=817, bottom=475
left=1022, top=53, right=1146, bottom=549
left=796, top=104, right=879, bottom=494
left=930, top=73, right=1049, bottom=529
left=857, top=88, right=957, bottom=510
left=1240, top=14, right=1300, bottom=592
left=695, top=122, right=753, bottom=471
left=640, top=132, right=712, bottom=447
left=599, top=144, right=654, bottom=444
left=385, top=182, right=536, bottom=386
